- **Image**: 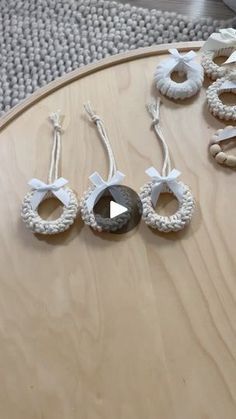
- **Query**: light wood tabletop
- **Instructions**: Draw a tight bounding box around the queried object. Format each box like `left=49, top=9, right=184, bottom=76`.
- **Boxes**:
left=1, top=41, right=236, bottom=419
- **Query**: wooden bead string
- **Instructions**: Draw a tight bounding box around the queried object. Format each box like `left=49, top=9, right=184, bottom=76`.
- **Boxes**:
left=209, top=126, right=236, bottom=167
left=80, top=103, right=133, bottom=233
left=139, top=98, right=195, bottom=233
left=21, top=112, right=79, bottom=234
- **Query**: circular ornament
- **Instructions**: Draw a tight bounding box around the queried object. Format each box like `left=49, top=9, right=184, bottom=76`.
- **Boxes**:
left=201, top=47, right=235, bottom=80
left=21, top=112, right=79, bottom=235
left=21, top=187, right=79, bottom=234
left=209, top=126, right=236, bottom=167
left=206, top=72, right=236, bottom=120
left=139, top=179, right=194, bottom=233
left=154, top=48, right=204, bottom=100
left=83, top=103, right=142, bottom=234
left=80, top=185, right=133, bottom=233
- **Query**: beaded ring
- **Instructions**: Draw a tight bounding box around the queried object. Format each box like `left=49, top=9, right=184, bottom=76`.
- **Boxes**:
left=80, top=104, right=133, bottom=233
left=206, top=72, right=236, bottom=121
left=21, top=112, right=79, bottom=234
left=209, top=126, right=236, bottom=167
left=154, top=48, right=204, bottom=100
left=201, top=47, right=235, bottom=80
left=139, top=99, right=195, bottom=233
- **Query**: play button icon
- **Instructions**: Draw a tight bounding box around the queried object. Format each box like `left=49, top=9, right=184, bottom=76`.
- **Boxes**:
left=93, top=185, right=142, bottom=234
left=110, top=201, right=128, bottom=219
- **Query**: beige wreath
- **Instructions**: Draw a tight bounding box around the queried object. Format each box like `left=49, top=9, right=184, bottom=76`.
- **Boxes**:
left=139, top=100, right=195, bottom=233
left=21, top=112, right=79, bottom=235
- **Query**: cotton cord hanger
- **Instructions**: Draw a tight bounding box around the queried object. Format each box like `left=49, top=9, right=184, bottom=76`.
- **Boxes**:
left=83, top=103, right=117, bottom=180
left=80, top=103, right=133, bottom=233
left=139, top=98, right=195, bottom=233
left=21, top=112, right=79, bottom=235
left=48, top=112, right=63, bottom=183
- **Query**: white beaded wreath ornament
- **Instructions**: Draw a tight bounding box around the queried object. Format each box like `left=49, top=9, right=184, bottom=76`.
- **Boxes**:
left=206, top=71, right=236, bottom=120
left=154, top=48, right=204, bottom=100
left=139, top=99, right=195, bottom=233
left=209, top=126, right=236, bottom=167
left=21, top=112, right=79, bottom=234
left=80, top=103, right=132, bottom=233
left=201, top=28, right=236, bottom=80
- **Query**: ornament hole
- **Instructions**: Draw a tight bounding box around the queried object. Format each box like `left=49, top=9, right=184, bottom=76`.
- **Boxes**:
left=213, top=55, right=228, bottom=66
left=219, top=91, right=236, bottom=105
left=38, top=197, right=63, bottom=220
left=171, top=71, right=187, bottom=83
left=154, top=193, right=179, bottom=216
left=93, top=194, right=112, bottom=219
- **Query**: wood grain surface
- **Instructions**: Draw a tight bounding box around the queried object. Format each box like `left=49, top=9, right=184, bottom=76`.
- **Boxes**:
left=117, top=0, right=235, bottom=19
left=1, top=42, right=236, bottom=419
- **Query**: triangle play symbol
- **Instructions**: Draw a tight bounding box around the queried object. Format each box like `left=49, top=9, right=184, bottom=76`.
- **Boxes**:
left=110, top=201, right=128, bottom=219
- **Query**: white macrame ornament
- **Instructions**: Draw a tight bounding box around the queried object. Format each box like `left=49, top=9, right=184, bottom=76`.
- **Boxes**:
left=139, top=99, right=195, bottom=233
left=80, top=104, right=132, bottom=233
left=206, top=71, right=236, bottom=120
left=201, top=28, right=236, bottom=80
left=21, top=112, right=79, bottom=234
left=154, top=48, right=204, bottom=100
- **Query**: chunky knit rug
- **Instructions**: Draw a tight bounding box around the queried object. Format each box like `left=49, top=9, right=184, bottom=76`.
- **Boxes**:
left=0, top=0, right=235, bottom=116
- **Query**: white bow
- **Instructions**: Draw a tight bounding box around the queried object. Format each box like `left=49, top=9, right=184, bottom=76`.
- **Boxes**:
left=202, top=28, right=236, bottom=64
left=86, top=171, right=125, bottom=212
left=28, top=177, right=70, bottom=210
left=162, top=48, right=199, bottom=75
left=215, top=127, right=236, bottom=142
left=146, top=167, right=185, bottom=207
left=218, top=79, right=236, bottom=93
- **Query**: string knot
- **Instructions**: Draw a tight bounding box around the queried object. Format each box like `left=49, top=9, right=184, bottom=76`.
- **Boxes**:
left=53, top=122, right=62, bottom=132
left=147, top=99, right=161, bottom=127
left=91, top=114, right=101, bottom=124
left=49, top=111, right=63, bottom=132
left=151, top=118, right=159, bottom=127
left=84, top=103, right=102, bottom=125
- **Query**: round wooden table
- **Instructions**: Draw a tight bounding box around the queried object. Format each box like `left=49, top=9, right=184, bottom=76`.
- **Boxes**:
left=1, top=41, right=235, bottom=419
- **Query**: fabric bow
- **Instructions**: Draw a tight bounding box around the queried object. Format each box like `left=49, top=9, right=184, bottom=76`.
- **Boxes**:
left=28, top=177, right=70, bottom=210
left=146, top=167, right=185, bottom=207
left=86, top=171, right=125, bottom=212
left=202, top=28, right=236, bottom=64
left=218, top=79, right=236, bottom=93
left=162, top=48, right=199, bottom=75
left=215, top=127, right=236, bottom=142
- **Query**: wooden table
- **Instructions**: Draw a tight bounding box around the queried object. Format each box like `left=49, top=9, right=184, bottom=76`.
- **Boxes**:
left=1, top=41, right=236, bottom=419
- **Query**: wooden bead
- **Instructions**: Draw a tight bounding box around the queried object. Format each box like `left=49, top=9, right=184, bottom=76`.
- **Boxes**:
left=226, top=155, right=236, bottom=167
left=209, top=144, right=221, bottom=156
left=215, top=151, right=227, bottom=164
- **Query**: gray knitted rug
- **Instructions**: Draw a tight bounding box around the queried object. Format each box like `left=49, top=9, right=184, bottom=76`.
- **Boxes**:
left=1, top=0, right=235, bottom=116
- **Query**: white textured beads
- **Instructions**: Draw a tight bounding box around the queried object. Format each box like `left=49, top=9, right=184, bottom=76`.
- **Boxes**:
left=209, top=126, right=236, bottom=167
left=201, top=47, right=235, bottom=80
left=206, top=74, right=236, bottom=120
left=139, top=180, right=194, bottom=232
left=21, top=188, right=79, bottom=234
left=0, top=0, right=232, bottom=116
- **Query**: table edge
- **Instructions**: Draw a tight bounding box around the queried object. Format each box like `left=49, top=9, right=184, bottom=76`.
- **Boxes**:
left=0, top=41, right=203, bottom=131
